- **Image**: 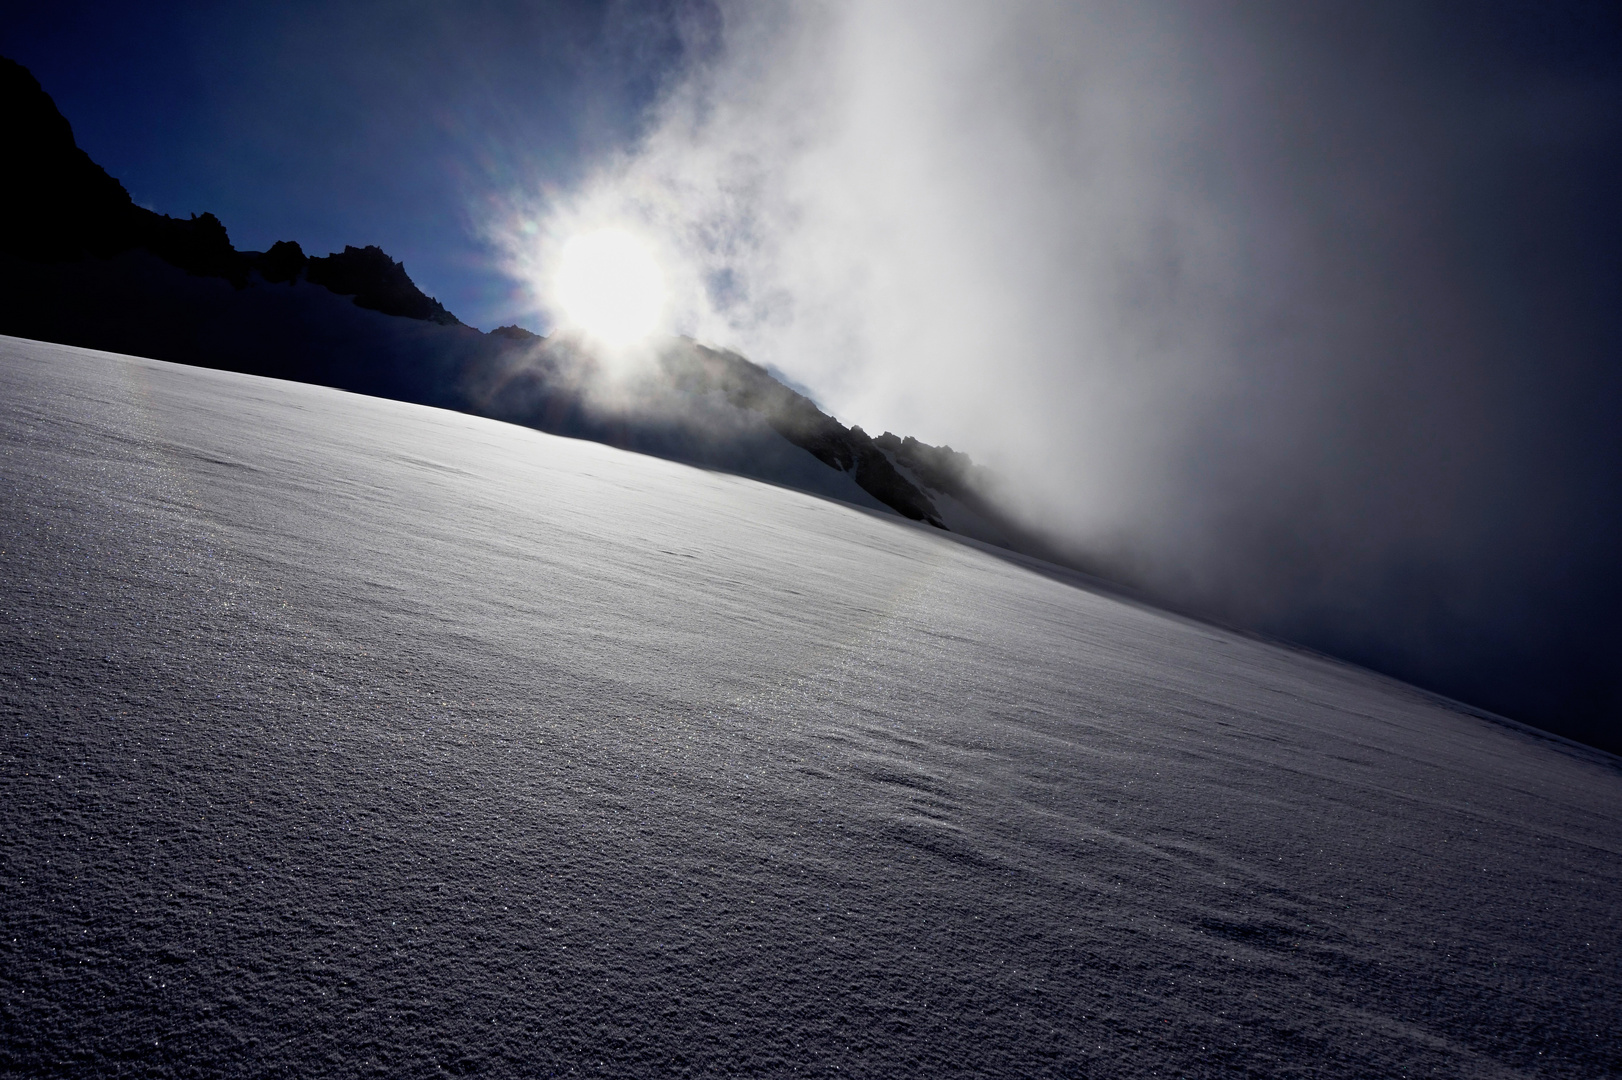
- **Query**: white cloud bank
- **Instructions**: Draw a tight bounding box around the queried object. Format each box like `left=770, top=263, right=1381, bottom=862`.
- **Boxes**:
left=490, top=1, right=1622, bottom=740
left=501, top=3, right=1263, bottom=543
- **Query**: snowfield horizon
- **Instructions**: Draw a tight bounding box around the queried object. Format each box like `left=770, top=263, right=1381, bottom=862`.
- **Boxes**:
left=3, top=336, right=1618, bottom=1077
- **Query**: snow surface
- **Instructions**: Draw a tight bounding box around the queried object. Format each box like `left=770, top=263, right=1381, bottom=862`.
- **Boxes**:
left=2, top=335, right=1619, bottom=1078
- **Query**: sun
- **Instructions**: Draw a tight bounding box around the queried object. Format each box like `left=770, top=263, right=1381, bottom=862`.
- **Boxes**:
left=553, top=228, right=667, bottom=347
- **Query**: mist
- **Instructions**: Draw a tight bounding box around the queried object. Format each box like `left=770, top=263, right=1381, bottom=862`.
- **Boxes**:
left=505, top=1, right=1622, bottom=745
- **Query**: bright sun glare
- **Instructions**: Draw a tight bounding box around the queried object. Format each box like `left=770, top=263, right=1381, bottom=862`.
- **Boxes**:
left=553, top=228, right=667, bottom=347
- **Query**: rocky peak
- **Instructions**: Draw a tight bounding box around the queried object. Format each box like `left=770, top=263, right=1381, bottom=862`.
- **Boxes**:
left=0, top=56, right=139, bottom=261
left=489, top=324, right=543, bottom=343
left=1, top=56, right=460, bottom=323
left=304, top=245, right=460, bottom=325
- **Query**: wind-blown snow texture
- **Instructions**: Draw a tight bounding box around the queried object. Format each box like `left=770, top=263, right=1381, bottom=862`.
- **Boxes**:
left=2, top=337, right=1619, bottom=1078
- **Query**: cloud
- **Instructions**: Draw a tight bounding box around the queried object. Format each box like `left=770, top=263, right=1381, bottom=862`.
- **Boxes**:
left=496, top=1, right=1622, bottom=743
left=504, top=4, right=1218, bottom=514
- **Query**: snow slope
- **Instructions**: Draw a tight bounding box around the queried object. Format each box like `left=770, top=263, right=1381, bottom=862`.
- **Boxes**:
left=2, top=336, right=1619, bottom=1078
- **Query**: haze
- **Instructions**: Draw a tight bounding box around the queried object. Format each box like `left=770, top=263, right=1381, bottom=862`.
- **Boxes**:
left=513, top=2, right=1622, bottom=748
left=7, top=1, right=1620, bottom=746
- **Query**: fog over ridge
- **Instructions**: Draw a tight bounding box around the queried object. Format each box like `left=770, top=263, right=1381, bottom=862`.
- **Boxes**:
left=505, top=1, right=1622, bottom=744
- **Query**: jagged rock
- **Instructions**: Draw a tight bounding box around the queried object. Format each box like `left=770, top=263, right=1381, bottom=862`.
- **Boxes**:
left=255, top=240, right=308, bottom=284
left=0, top=54, right=984, bottom=535
left=872, top=432, right=971, bottom=492
left=656, top=343, right=944, bottom=526
left=489, top=324, right=543, bottom=343
left=1, top=57, right=459, bottom=319
left=847, top=427, right=943, bottom=527
left=663, top=343, right=852, bottom=467
left=0, top=56, right=142, bottom=261
left=305, top=245, right=460, bottom=325
left=1, top=58, right=252, bottom=286
left=141, top=212, right=250, bottom=287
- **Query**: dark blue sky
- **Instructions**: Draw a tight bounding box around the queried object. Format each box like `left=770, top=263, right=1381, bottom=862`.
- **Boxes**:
left=3, top=0, right=706, bottom=329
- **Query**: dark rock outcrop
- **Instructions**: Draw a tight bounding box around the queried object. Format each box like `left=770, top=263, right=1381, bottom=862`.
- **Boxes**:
left=489, top=324, right=543, bottom=343
left=0, top=56, right=137, bottom=262
left=1, top=56, right=453, bottom=319
left=873, top=432, right=971, bottom=493
left=145, top=212, right=250, bottom=286
left=847, top=427, right=942, bottom=527
left=305, top=245, right=460, bottom=325
left=871, top=430, right=1005, bottom=517
left=256, top=240, right=308, bottom=284
left=1, top=57, right=251, bottom=285
left=660, top=343, right=945, bottom=526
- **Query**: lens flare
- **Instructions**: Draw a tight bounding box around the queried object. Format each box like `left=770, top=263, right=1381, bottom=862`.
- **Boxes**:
left=553, top=228, right=667, bottom=346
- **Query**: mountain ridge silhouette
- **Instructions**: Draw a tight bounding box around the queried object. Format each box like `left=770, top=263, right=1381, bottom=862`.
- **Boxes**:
left=0, top=54, right=1029, bottom=544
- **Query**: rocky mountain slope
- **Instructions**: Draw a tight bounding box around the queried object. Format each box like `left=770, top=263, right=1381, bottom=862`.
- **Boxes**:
left=0, top=55, right=1031, bottom=551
